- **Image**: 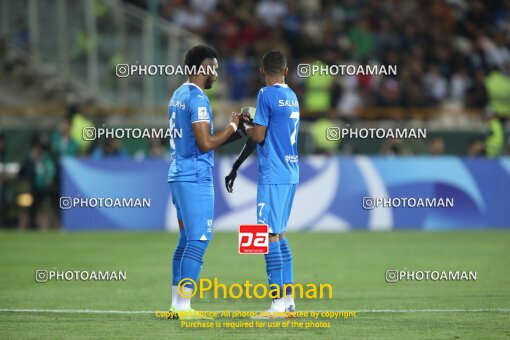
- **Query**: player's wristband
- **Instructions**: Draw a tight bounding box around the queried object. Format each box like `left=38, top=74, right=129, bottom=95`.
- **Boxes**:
left=229, top=122, right=238, bottom=132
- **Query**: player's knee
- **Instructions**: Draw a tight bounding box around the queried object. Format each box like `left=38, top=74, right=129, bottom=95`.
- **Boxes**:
left=184, top=240, right=209, bottom=262
left=187, top=239, right=209, bottom=249
left=177, top=229, right=187, bottom=246
left=269, top=233, right=280, bottom=242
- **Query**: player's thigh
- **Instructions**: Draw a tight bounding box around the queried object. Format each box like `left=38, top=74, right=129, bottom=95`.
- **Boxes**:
left=272, top=184, right=296, bottom=234
left=168, top=182, right=183, bottom=221
left=282, top=184, right=298, bottom=228
left=174, top=180, right=214, bottom=240
left=256, top=184, right=271, bottom=225
left=257, top=184, right=286, bottom=234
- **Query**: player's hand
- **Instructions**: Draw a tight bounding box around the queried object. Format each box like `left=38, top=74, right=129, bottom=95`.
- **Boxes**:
left=242, top=112, right=253, bottom=124
left=225, top=168, right=237, bottom=193
left=240, top=112, right=253, bottom=132
left=230, top=112, right=241, bottom=127
left=241, top=111, right=251, bottom=121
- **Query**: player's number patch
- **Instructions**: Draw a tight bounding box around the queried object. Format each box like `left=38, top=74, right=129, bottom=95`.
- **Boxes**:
left=290, top=111, right=299, bottom=145
left=257, top=202, right=266, bottom=217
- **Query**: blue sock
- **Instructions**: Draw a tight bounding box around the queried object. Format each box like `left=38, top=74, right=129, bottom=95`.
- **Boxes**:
left=172, top=229, right=187, bottom=286
left=180, top=240, right=209, bottom=290
left=280, top=237, right=294, bottom=296
left=265, top=241, right=283, bottom=299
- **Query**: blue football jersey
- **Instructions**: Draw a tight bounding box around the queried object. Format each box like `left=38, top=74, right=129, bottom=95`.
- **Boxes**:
left=253, top=84, right=300, bottom=184
left=167, top=82, right=214, bottom=182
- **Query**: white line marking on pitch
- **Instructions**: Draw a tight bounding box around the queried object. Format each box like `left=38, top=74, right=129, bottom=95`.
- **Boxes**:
left=0, top=308, right=509, bottom=314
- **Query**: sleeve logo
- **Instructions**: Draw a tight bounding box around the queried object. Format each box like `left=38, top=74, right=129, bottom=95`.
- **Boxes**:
left=198, top=107, right=208, bottom=120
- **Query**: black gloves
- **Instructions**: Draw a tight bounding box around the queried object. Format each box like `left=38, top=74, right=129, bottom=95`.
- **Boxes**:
left=225, top=168, right=237, bottom=193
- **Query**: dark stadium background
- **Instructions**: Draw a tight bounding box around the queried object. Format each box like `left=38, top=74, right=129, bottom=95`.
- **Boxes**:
left=0, top=1, right=509, bottom=339
left=1, top=0, right=509, bottom=229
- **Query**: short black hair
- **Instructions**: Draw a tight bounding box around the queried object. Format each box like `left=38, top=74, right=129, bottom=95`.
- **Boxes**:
left=184, top=45, right=219, bottom=69
left=262, top=51, right=287, bottom=75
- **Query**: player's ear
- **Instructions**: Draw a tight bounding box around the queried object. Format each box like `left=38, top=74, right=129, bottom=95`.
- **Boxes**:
left=259, top=67, right=265, bottom=78
left=283, top=67, right=288, bottom=77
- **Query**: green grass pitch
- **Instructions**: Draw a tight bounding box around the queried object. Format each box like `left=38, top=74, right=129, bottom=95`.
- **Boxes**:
left=0, top=230, right=509, bottom=339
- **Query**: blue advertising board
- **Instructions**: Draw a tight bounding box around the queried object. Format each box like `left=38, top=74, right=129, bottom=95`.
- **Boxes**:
left=61, top=156, right=510, bottom=231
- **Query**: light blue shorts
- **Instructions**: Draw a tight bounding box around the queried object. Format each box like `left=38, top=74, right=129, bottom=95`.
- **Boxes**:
left=257, top=184, right=297, bottom=234
left=169, top=180, right=214, bottom=240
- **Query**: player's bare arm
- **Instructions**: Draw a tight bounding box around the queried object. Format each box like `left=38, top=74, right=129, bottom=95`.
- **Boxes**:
left=245, top=124, right=267, bottom=143
left=193, top=112, right=241, bottom=152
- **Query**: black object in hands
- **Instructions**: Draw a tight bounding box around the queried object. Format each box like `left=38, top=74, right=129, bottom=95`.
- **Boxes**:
left=221, top=114, right=254, bottom=146
left=242, top=113, right=254, bottom=127
left=225, top=169, right=237, bottom=193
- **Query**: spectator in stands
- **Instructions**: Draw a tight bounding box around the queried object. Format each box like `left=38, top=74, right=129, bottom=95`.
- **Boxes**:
left=424, top=65, right=448, bottom=104
left=311, top=116, right=340, bottom=154
left=450, top=67, right=471, bottom=103
left=173, top=3, right=207, bottom=34
left=303, top=60, right=335, bottom=116
left=91, top=138, right=129, bottom=160
left=151, top=138, right=169, bottom=159
left=428, top=137, right=446, bottom=155
left=466, top=69, right=488, bottom=108
left=256, top=0, right=287, bottom=27
left=67, top=105, right=94, bottom=154
left=18, top=136, right=57, bottom=230
left=190, top=0, right=217, bottom=14
left=485, top=66, right=510, bottom=118
left=335, top=76, right=362, bottom=119
left=467, top=138, right=485, bottom=157
left=225, top=48, right=253, bottom=102
left=348, top=18, right=375, bottom=60
left=379, top=138, right=412, bottom=156
left=51, top=119, right=79, bottom=157
left=11, top=19, right=29, bottom=49
left=486, top=114, right=506, bottom=158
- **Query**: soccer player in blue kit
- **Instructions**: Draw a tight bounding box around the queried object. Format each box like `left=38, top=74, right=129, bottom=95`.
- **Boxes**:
left=167, top=45, right=242, bottom=319
left=227, top=51, right=300, bottom=315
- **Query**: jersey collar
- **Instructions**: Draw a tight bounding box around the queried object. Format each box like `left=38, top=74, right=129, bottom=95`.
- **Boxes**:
left=273, top=83, right=288, bottom=88
left=183, top=82, right=204, bottom=93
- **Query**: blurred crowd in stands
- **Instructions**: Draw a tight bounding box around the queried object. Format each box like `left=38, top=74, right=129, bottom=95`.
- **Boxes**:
left=123, top=0, right=510, bottom=120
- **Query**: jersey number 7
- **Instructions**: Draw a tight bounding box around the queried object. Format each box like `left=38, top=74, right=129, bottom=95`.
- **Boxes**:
left=290, top=111, right=299, bottom=146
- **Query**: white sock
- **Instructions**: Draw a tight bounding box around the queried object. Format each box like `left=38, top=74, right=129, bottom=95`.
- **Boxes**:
left=174, top=286, right=192, bottom=311
left=269, top=298, right=285, bottom=312
left=284, top=294, right=295, bottom=308
left=171, top=286, right=178, bottom=308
